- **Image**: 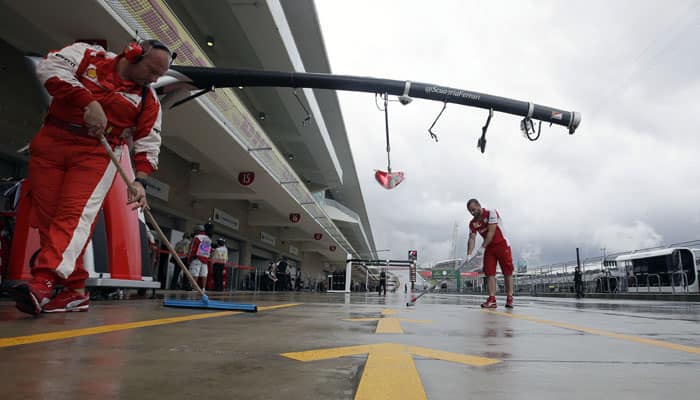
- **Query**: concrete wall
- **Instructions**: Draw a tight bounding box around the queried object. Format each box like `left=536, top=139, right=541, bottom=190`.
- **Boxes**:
left=0, top=39, right=45, bottom=178
left=301, top=251, right=328, bottom=289
left=150, top=147, right=313, bottom=272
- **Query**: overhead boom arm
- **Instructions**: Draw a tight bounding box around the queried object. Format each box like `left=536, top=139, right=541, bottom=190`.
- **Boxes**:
left=166, top=66, right=582, bottom=134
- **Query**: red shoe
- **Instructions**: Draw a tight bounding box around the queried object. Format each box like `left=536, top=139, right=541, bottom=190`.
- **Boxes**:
left=505, top=295, right=514, bottom=308
left=42, top=289, right=89, bottom=313
left=480, top=296, right=497, bottom=308
left=9, top=279, right=55, bottom=316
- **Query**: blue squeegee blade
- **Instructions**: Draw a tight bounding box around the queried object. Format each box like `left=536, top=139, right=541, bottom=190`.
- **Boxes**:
left=163, top=298, right=257, bottom=312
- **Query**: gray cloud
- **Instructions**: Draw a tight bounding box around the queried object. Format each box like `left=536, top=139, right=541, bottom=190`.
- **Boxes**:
left=316, top=0, right=700, bottom=267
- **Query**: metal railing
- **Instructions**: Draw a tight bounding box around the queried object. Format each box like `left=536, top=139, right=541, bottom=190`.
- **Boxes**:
left=670, top=270, right=689, bottom=293
left=528, top=239, right=700, bottom=276
left=647, top=274, right=661, bottom=293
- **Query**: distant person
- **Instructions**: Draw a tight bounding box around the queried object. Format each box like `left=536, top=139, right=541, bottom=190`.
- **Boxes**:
left=265, top=261, right=278, bottom=291
left=574, top=266, right=584, bottom=298
left=187, top=225, right=212, bottom=291
left=211, top=238, right=228, bottom=291
left=276, top=257, right=289, bottom=291
left=466, top=198, right=514, bottom=308
left=404, top=283, right=408, bottom=293
left=378, top=270, right=387, bottom=296
left=171, top=233, right=191, bottom=290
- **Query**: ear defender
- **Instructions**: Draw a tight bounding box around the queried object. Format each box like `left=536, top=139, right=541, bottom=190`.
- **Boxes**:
left=124, top=39, right=174, bottom=65
left=123, top=41, right=144, bottom=64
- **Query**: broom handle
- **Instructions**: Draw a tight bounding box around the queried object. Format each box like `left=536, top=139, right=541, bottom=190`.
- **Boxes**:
left=98, top=136, right=206, bottom=298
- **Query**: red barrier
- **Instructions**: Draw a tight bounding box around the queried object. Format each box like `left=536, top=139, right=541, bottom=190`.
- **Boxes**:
left=102, top=146, right=142, bottom=280
left=0, top=214, right=12, bottom=279
left=6, top=180, right=38, bottom=281
left=153, top=246, right=257, bottom=271
left=206, top=264, right=228, bottom=290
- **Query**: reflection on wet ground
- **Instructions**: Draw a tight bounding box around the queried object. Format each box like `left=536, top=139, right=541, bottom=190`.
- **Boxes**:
left=1, top=292, right=698, bottom=400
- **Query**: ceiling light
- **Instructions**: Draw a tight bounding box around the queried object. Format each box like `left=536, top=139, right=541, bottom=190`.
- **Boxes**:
left=205, top=36, right=215, bottom=47
left=287, top=153, right=295, bottom=161
left=190, top=162, right=200, bottom=173
left=258, top=112, right=266, bottom=121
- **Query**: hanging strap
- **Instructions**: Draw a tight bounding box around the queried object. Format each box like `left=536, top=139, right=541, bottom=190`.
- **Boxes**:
left=138, top=85, right=149, bottom=120
left=383, top=93, right=391, bottom=173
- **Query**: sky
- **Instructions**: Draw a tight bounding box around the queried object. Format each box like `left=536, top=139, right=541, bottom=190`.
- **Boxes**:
left=313, top=0, right=700, bottom=269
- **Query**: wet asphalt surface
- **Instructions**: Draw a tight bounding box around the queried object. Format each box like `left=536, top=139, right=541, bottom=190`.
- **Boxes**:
left=1, top=291, right=698, bottom=399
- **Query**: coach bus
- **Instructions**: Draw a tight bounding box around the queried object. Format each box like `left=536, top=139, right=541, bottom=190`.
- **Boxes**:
left=616, top=247, right=698, bottom=293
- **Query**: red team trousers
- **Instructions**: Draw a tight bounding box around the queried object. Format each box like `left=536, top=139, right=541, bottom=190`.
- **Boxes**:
left=28, top=125, right=120, bottom=289
left=482, top=242, right=514, bottom=277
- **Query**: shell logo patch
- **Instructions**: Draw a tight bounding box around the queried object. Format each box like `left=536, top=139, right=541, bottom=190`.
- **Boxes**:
left=86, top=67, right=97, bottom=79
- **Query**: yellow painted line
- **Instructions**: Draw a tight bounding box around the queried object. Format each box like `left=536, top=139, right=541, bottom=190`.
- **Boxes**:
left=343, top=308, right=432, bottom=335
left=281, top=343, right=500, bottom=400
left=376, top=318, right=404, bottom=334
left=0, top=311, right=240, bottom=348
left=342, top=318, right=380, bottom=322
left=355, top=343, right=426, bottom=400
left=282, top=343, right=374, bottom=362
left=257, top=303, right=300, bottom=311
left=0, top=303, right=299, bottom=349
left=484, top=310, right=700, bottom=355
left=407, top=345, right=500, bottom=367
left=343, top=316, right=432, bottom=334
left=375, top=318, right=432, bottom=334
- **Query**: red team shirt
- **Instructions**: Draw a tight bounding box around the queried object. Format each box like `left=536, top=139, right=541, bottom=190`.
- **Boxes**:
left=38, top=42, right=162, bottom=175
left=469, top=208, right=508, bottom=248
left=469, top=208, right=514, bottom=276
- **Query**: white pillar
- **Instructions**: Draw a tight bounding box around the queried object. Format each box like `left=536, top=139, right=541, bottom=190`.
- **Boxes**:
left=345, top=253, right=353, bottom=293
